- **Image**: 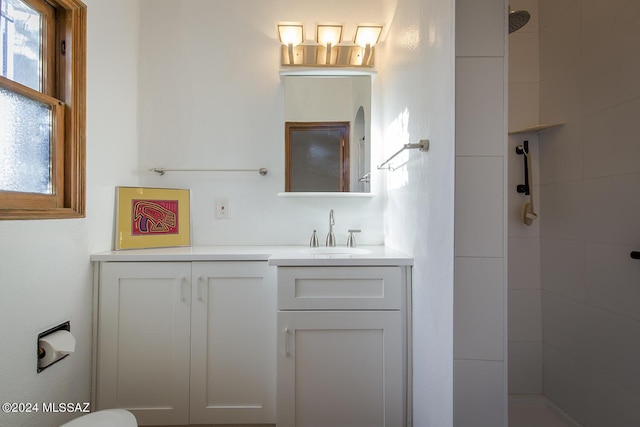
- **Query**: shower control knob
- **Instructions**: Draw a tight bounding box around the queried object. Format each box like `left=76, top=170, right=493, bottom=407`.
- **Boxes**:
left=631, top=251, right=640, bottom=260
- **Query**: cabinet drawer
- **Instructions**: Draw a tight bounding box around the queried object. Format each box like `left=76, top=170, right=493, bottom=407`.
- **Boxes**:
left=277, top=267, right=403, bottom=310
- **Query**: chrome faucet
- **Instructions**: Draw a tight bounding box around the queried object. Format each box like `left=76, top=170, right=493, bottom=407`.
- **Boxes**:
left=326, top=209, right=336, bottom=247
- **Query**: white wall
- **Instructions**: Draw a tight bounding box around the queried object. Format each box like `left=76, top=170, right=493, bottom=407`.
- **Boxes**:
left=507, top=0, right=543, bottom=395
left=538, top=0, right=640, bottom=424
left=137, top=0, right=387, bottom=247
left=378, top=0, right=456, bottom=425
left=454, top=0, right=508, bottom=426
left=0, top=0, right=140, bottom=425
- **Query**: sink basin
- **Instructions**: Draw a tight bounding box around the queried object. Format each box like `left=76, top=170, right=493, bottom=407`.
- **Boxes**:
left=300, top=247, right=371, bottom=256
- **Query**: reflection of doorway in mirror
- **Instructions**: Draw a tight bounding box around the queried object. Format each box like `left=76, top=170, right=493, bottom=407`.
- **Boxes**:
left=285, top=122, right=350, bottom=192
left=353, top=107, right=370, bottom=193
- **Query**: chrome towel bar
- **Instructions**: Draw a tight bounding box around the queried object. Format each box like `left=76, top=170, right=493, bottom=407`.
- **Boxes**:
left=377, top=139, right=429, bottom=171
left=149, top=167, right=268, bottom=176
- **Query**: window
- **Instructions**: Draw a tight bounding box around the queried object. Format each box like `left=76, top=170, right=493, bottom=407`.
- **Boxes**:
left=0, top=0, right=86, bottom=219
left=285, top=122, right=350, bottom=192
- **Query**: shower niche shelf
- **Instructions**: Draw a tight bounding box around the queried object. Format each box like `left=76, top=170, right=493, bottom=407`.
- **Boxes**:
left=509, top=123, right=565, bottom=135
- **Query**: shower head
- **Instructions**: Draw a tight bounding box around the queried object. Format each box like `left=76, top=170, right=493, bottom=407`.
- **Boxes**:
left=509, top=10, right=530, bottom=34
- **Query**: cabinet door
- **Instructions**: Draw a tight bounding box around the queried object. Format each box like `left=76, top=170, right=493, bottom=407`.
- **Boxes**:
left=96, top=262, right=191, bottom=426
left=277, top=311, right=404, bottom=427
left=190, top=262, right=276, bottom=424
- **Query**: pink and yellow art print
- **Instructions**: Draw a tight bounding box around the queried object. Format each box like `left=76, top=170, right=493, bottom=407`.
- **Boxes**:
left=115, top=187, right=190, bottom=250
left=131, top=199, right=179, bottom=235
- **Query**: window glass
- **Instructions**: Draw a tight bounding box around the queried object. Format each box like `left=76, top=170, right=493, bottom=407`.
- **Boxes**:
left=0, top=85, right=52, bottom=194
left=290, top=129, right=342, bottom=192
left=1, top=0, right=42, bottom=91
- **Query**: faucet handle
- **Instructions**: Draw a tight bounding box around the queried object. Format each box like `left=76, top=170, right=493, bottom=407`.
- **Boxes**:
left=346, top=229, right=361, bottom=247
left=310, top=230, right=319, bottom=247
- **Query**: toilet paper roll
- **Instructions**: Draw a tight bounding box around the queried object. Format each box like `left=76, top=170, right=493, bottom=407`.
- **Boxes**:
left=38, top=330, right=76, bottom=369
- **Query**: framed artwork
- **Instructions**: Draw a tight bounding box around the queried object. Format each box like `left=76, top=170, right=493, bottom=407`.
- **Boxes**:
left=115, top=186, right=190, bottom=250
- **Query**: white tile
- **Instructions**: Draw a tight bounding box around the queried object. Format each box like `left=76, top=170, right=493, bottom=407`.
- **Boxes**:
left=583, top=97, right=640, bottom=179
left=454, top=359, right=506, bottom=427
left=454, top=257, right=505, bottom=361
left=508, top=82, right=540, bottom=132
left=585, top=242, right=640, bottom=321
left=456, top=57, right=505, bottom=157
left=538, top=68, right=580, bottom=130
left=508, top=237, right=540, bottom=290
left=509, top=395, right=582, bottom=427
left=508, top=290, right=541, bottom=341
left=539, top=181, right=587, bottom=241
left=537, top=123, right=582, bottom=185
left=542, top=292, right=589, bottom=362
left=581, top=173, right=640, bottom=246
left=508, top=185, right=540, bottom=238
left=456, top=0, right=505, bottom=57
left=509, top=32, right=540, bottom=83
left=585, top=307, right=640, bottom=396
left=581, top=0, right=640, bottom=58
left=508, top=341, right=542, bottom=394
left=540, top=238, right=586, bottom=301
left=587, top=373, right=640, bottom=427
left=455, top=157, right=504, bottom=258
left=539, top=0, right=579, bottom=31
left=539, top=3, right=580, bottom=83
left=542, top=344, right=589, bottom=425
left=579, top=3, right=640, bottom=115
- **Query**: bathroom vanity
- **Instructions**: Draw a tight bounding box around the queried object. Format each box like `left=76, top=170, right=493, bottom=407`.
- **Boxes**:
left=91, top=246, right=412, bottom=426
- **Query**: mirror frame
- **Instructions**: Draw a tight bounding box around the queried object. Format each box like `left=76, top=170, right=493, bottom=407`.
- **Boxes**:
left=282, top=70, right=375, bottom=195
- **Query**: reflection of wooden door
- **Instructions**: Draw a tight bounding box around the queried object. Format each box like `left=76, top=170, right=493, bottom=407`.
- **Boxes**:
left=285, top=122, right=350, bottom=192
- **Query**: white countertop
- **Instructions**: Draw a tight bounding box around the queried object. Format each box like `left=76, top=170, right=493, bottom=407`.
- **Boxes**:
left=90, top=245, right=413, bottom=266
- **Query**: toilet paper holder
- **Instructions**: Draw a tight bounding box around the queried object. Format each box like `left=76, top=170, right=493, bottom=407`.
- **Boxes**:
left=37, top=321, right=75, bottom=373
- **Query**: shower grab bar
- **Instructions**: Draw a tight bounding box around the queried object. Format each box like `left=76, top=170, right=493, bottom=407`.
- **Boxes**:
left=631, top=251, right=640, bottom=260
left=149, top=167, right=268, bottom=176
left=516, top=141, right=530, bottom=195
left=377, top=139, right=429, bottom=170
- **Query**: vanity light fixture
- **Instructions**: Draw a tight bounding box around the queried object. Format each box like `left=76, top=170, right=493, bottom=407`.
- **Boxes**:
left=277, top=22, right=383, bottom=67
left=277, top=24, right=305, bottom=65
left=316, top=24, right=343, bottom=64
left=354, top=25, right=383, bottom=66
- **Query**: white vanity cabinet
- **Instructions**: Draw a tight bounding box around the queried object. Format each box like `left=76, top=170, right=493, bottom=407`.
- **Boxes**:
left=275, top=266, right=410, bottom=427
left=94, top=260, right=276, bottom=426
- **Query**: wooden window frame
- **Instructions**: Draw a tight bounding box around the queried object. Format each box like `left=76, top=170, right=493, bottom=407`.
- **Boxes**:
left=285, top=121, right=350, bottom=192
left=0, top=0, right=86, bottom=220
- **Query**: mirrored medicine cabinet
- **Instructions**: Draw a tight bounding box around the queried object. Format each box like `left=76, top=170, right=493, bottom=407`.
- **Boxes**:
left=283, top=74, right=372, bottom=194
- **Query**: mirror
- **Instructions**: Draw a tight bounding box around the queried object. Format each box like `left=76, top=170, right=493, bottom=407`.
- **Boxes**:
left=284, top=75, right=371, bottom=193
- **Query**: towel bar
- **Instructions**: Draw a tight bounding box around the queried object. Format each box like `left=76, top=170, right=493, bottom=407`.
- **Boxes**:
left=149, top=167, right=268, bottom=176
left=377, top=139, right=429, bottom=171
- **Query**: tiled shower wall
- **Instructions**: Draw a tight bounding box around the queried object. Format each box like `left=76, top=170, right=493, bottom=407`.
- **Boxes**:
left=538, top=0, right=640, bottom=425
left=454, top=0, right=508, bottom=425
left=508, top=0, right=543, bottom=395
